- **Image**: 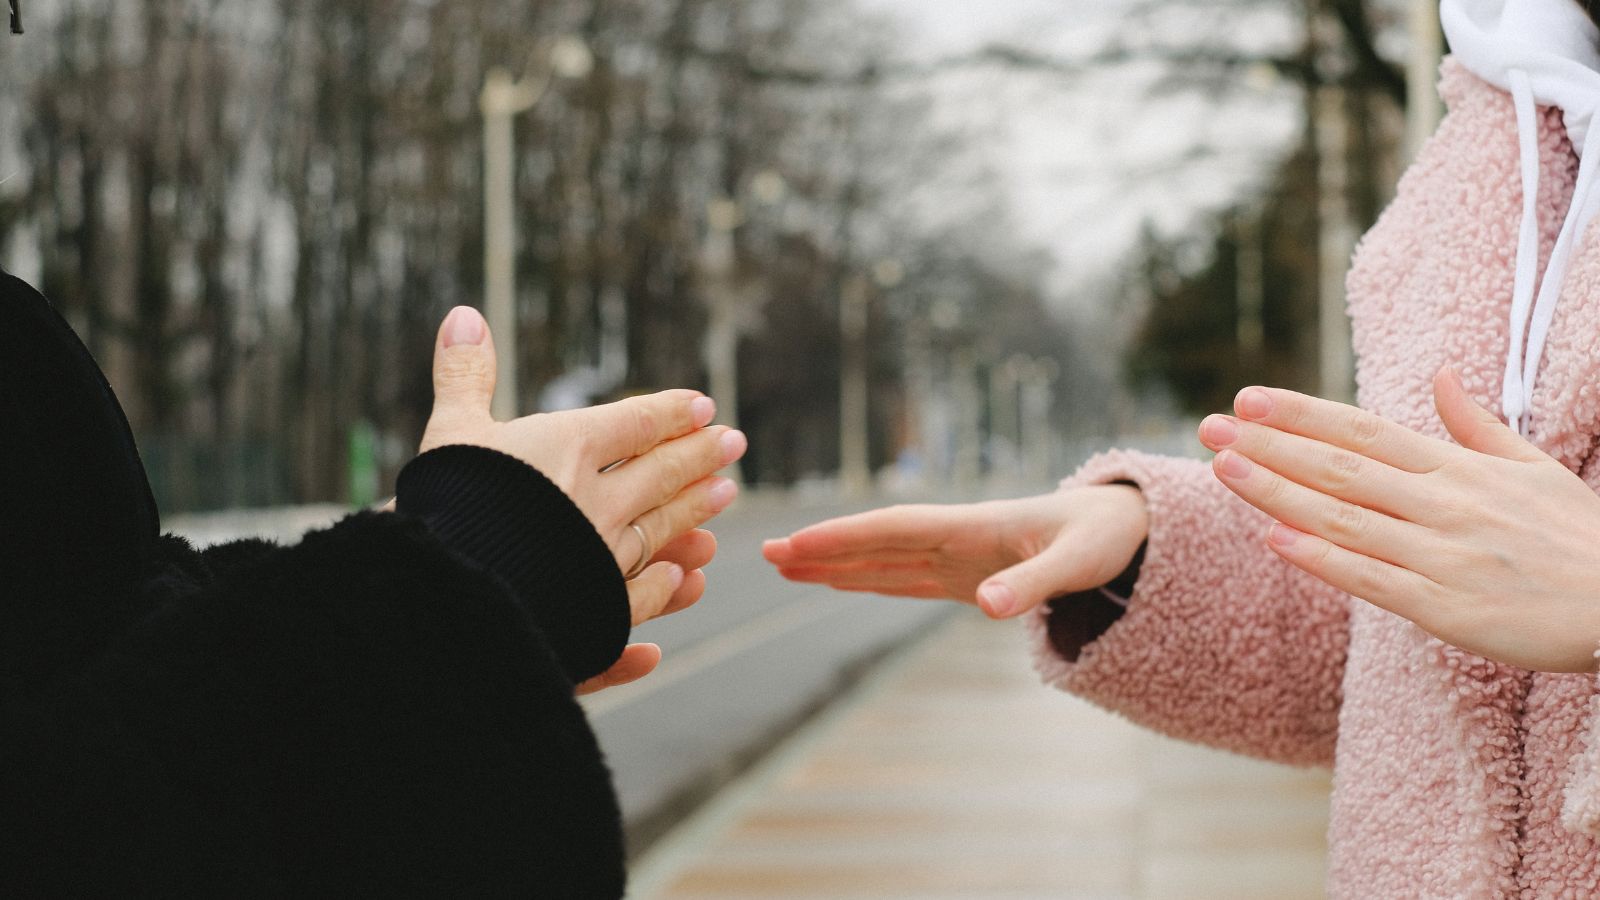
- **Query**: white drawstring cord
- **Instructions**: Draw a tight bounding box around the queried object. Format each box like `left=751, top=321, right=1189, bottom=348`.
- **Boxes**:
left=1502, top=69, right=1544, bottom=435
left=1499, top=68, right=1600, bottom=438
left=1519, top=125, right=1600, bottom=434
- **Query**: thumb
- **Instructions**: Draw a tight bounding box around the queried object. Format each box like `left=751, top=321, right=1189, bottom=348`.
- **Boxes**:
left=1434, top=367, right=1540, bottom=461
left=431, top=306, right=498, bottom=425
left=975, top=533, right=1104, bottom=620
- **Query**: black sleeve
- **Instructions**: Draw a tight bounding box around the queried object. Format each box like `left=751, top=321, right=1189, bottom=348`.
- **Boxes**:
left=1045, top=540, right=1146, bottom=663
left=1043, top=481, right=1147, bottom=663
left=2, top=457, right=632, bottom=897
left=191, top=445, right=633, bottom=685
left=396, top=445, right=631, bottom=685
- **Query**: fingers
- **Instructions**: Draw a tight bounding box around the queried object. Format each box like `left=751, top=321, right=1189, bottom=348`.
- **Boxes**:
left=582, top=390, right=717, bottom=463
left=767, top=544, right=948, bottom=570
left=772, top=560, right=953, bottom=599
left=612, top=427, right=747, bottom=512
left=1433, top=367, right=1541, bottom=462
left=576, top=643, right=662, bottom=696
left=660, top=568, right=708, bottom=618
left=430, top=307, right=497, bottom=428
left=776, top=506, right=954, bottom=561
left=762, top=537, right=797, bottom=565
left=1198, top=414, right=1433, bottom=521
left=1233, top=386, right=1452, bottom=474
left=652, top=529, right=719, bottom=572
left=1263, top=523, right=1437, bottom=624
left=626, top=562, right=686, bottom=626
left=648, top=530, right=716, bottom=617
left=626, top=477, right=739, bottom=569
left=1212, top=448, right=1441, bottom=571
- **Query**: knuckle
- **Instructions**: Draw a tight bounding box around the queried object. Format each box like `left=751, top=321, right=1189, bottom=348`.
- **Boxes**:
left=668, top=389, right=698, bottom=421
left=632, top=403, right=660, bottom=448
left=662, top=489, right=708, bottom=531
left=1321, top=448, right=1364, bottom=493
left=1250, top=426, right=1277, bottom=460
left=435, top=351, right=491, bottom=388
left=1302, top=536, right=1335, bottom=574
left=1348, top=410, right=1385, bottom=450
left=1325, top=500, right=1370, bottom=544
left=658, top=447, right=691, bottom=490
left=1256, top=471, right=1288, bottom=507
left=1277, top=396, right=1307, bottom=429
left=1347, top=559, right=1390, bottom=603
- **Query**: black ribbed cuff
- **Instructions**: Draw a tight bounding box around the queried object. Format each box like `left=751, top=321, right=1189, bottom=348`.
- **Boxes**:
left=395, top=445, right=630, bottom=684
left=1044, top=539, right=1146, bottom=663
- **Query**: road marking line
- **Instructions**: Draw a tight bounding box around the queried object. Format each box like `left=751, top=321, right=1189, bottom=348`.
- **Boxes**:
left=583, top=593, right=846, bottom=719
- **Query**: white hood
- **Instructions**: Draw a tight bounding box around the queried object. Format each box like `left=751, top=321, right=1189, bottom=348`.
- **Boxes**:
left=1441, top=0, right=1600, bottom=435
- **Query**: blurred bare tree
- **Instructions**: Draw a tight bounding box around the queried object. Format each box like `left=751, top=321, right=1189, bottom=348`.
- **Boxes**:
left=1, top=0, right=1086, bottom=509
left=1119, top=0, right=1417, bottom=414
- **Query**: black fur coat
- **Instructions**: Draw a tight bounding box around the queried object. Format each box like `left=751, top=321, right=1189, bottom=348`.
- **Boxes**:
left=0, top=266, right=630, bottom=897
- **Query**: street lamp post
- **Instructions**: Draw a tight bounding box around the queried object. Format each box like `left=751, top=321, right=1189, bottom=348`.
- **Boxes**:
left=839, top=274, right=872, bottom=497
left=1406, top=0, right=1444, bottom=163
left=479, top=37, right=592, bottom=421
left=701, top=197, right=754, bottom=484
left=481, top=69, right=543, bottom=422
left=1311, top=9, right=1356, bottom=404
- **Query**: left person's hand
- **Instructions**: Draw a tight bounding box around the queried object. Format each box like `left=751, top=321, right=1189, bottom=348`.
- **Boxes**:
left=416, top=306, right=748, bottom=694
left=1199, top=367, right=1600, bottom=673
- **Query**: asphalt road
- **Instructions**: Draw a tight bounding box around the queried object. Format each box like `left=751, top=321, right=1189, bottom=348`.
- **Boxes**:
left=581, top=493, right=956, bottom=856
left=167, top=492, right=960, bottom=857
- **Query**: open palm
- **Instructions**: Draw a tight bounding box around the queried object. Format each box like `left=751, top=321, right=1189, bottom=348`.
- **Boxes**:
left=763, top=485, right=1147, bottom=619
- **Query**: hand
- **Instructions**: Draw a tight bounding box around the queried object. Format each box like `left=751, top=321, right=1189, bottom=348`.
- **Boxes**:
left=421, top=306, right=748, bottom=690
left=1199, top=367, right=1600, bottom=673
left=763, top=486, right=1148, bottom=619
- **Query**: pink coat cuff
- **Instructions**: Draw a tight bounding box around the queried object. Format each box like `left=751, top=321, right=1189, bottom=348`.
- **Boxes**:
left=1025, top=449, right=1348, bottom=768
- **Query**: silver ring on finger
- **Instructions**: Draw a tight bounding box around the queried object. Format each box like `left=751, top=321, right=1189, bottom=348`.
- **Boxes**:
left=624, top=522, right=652, bottom=580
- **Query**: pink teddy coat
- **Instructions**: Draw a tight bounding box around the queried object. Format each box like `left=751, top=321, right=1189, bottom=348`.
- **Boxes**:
left=1029, top=61, right=1600, bottom=898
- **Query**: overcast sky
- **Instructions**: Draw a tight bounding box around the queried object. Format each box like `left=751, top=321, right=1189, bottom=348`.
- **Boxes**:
left=853, top=0, right=1305, bottom=310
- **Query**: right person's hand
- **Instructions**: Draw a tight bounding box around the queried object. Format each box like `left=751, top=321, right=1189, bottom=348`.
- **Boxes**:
left=763, top=484, right=1148, bottom=619
left=420, top=306, right=748, bottom=686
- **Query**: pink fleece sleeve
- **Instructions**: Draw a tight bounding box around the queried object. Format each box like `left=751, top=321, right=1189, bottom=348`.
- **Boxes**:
left=1027, top=450, right=1350, bottom=768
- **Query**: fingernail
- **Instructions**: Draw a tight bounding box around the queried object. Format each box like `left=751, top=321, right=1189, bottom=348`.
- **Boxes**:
left=443, top=306, right=486, bottom=347
left=1236, top=388, right=1273, bottom=420
left=709, top=477, right=739, bottom=512
left=1217, top=450, right=1253, bottom=479
left=665, top=564, right=685, bottom=589
left=1199, top=415, right=1239, bottom=448
left=979, top=583, right=1016, bottom=618
left=1268, top=522, right=1301, bottom=548
left=691, top=396, right=717, bottom=427
left=719, top=430, right=748, bottom=465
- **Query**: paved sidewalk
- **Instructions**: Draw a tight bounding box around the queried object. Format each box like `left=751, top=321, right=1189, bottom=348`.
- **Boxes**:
left=630, top=610, right=1331, bottom=900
